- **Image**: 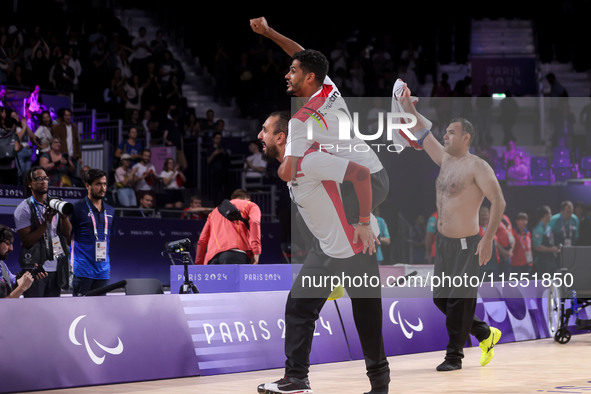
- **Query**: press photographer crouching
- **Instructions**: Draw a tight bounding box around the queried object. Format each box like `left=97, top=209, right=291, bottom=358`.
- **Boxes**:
left=0, top=225, right=48, bottom=298
left=12, top=166, right=71, bottom=297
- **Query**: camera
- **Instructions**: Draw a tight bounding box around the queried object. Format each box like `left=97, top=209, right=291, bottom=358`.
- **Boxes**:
left=16, top=265, right=46, bottom=281
left=46, top=196, right=73, bottom=216
left=165, top=238, right=192, bottom=254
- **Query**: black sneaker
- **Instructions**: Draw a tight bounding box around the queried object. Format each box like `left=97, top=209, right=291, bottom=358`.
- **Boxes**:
left=257, top=377, right=313, bottom=393
left=436, top=360, right=462, bottom=371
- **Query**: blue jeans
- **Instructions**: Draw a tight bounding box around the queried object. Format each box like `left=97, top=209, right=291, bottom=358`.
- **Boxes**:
left=16, top=147, right=32, bottom=185
left=117, top=187, right=137, bottom=207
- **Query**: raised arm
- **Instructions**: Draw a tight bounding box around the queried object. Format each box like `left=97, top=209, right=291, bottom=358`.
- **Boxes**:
left=250, top=17, right=305, bottom=57
left=399, top=84, right=445, bottom=166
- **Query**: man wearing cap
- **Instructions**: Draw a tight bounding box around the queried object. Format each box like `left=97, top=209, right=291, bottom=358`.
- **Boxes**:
left=114, top=153, right=138, bottom=207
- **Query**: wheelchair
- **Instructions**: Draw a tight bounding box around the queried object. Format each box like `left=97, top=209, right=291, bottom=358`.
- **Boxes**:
left=546, top=246, right=591, bottom=344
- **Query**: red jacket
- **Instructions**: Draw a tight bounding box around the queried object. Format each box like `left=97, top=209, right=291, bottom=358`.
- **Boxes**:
left=195, top=199, right=262, bottom=264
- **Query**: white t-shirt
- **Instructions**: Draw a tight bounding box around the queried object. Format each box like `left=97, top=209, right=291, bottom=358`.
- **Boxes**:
left=13, top=198, right=58, bottom=271
left=290, top=149, right=378, bottom=259
left=285, top=76, right=383, bottom=174
left=35, top=125, right=53, bottom=152
left=160, top=170, right=182, bottom=189
left=244, top=152, right=267, bottom=178
left=132, top=162, right=156, bottom=191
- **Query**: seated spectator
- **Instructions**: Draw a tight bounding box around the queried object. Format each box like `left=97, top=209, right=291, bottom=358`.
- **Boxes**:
left=159, top=157, right=186, bottom=209
left=114, top=153, right=138, bottom=207
left=503, top=139, right=519, bottom=167
left=181, top=195, right=213, bottom=220
left=506, top=154, right=529, bottom=186
left=126, top=192, right=161, bottom=218
left=38, top=136, right=75, bottom=187
left=243, top=140, right=267, bottom=182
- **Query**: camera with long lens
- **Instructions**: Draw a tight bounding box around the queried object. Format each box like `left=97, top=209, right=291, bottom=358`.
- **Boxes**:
left=46, top=196, right=73, bottom=216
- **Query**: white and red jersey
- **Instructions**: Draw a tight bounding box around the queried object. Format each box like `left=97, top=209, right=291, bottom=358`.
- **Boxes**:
left=290, top=145, right=379, bottom=259
left=286, top=76, right=383, bottom=174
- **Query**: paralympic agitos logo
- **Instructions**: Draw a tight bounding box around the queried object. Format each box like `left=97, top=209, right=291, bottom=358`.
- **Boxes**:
left=69, top=315, right=124, bottom=365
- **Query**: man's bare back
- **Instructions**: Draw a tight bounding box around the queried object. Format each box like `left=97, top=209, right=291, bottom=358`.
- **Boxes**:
left=436, top=153, right=487, bottom=238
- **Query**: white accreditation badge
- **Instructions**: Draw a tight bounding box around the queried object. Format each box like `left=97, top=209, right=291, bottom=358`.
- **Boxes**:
left=95, top=241, right=107, bottom=262
left=51, top=236, right=65, bottom=257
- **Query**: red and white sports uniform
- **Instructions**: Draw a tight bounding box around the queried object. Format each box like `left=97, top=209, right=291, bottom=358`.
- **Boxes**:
left=290, top=147, right=379, bottom=259
left=286, top=76, right=383, bottom=174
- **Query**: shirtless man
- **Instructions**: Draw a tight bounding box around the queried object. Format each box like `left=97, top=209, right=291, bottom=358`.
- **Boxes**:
left=397, top=81, right=505, bottom=371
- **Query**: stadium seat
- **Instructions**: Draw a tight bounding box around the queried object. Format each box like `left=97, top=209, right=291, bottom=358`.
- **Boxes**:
left=552, top=168, right=572, bottom=183
left=552, top=147, right=571, bottom=168
left=530, top=167, right=550, bottom=185
left=530, top=156, right=548, bottom=170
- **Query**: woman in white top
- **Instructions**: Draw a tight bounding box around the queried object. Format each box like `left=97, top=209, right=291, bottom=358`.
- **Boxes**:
left=34, top=110, right=53, bottom=153
left=160, top=157, right=186, bottom=209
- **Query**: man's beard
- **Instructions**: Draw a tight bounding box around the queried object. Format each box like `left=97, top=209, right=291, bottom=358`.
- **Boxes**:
left=90, top=191, right=105, bottom=200
left=262, top=145, right=279, bottom=162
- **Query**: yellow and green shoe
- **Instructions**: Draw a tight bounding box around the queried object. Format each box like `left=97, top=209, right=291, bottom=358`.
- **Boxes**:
left=479, top=327, right=502, bottom=366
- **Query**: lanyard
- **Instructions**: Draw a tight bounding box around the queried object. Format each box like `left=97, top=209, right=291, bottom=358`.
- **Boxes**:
left=85, top=199, right=108, bottom=241
left=517, top=229, right=530, bottom=251
left=30, top=196, right=54, bottom=249
left=560, top=218, right=572, bottom=238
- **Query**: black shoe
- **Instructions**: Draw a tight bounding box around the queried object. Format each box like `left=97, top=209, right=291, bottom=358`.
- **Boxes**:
left=364, top=385, right=388, bottom=394
left=436, top=360, right=462, bottom=371
left=257, top=377, right=313, bottom=393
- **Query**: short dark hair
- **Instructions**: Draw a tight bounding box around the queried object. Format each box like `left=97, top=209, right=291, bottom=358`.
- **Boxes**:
left=292, top=49, right=329, bottom=86
left=516, top=212, right=528, bottom=221
left=560, top=200, right=573, bottom=211
left=24, top=166, right=45, bottom=196
left=449, top=117, right=476, bottom=147
left=230, top=189, right=250, bottom=200
left=268, top=110, right=291, bottom=137
left=85, top=168, right=107, bottom=186
left=536, top=205, right=551, bottom=223
left=0, top=224, right=14, bottom=243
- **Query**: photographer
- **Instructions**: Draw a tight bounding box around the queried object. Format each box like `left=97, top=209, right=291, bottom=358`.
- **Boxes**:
left=13, top=167, right=71, bottom=297
left=69, top=168, right=115, bottom=296
left=0, top=224, right=47, bottom=298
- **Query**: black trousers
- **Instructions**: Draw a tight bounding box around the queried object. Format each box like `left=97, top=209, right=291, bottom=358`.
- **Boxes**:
left=208, top=250, right=250, bottom=265
left=284, top=244, right=390, bottom=388
left=340, top=167, right=390, bottom=224
left=432, top=233, right=490, bottom=362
